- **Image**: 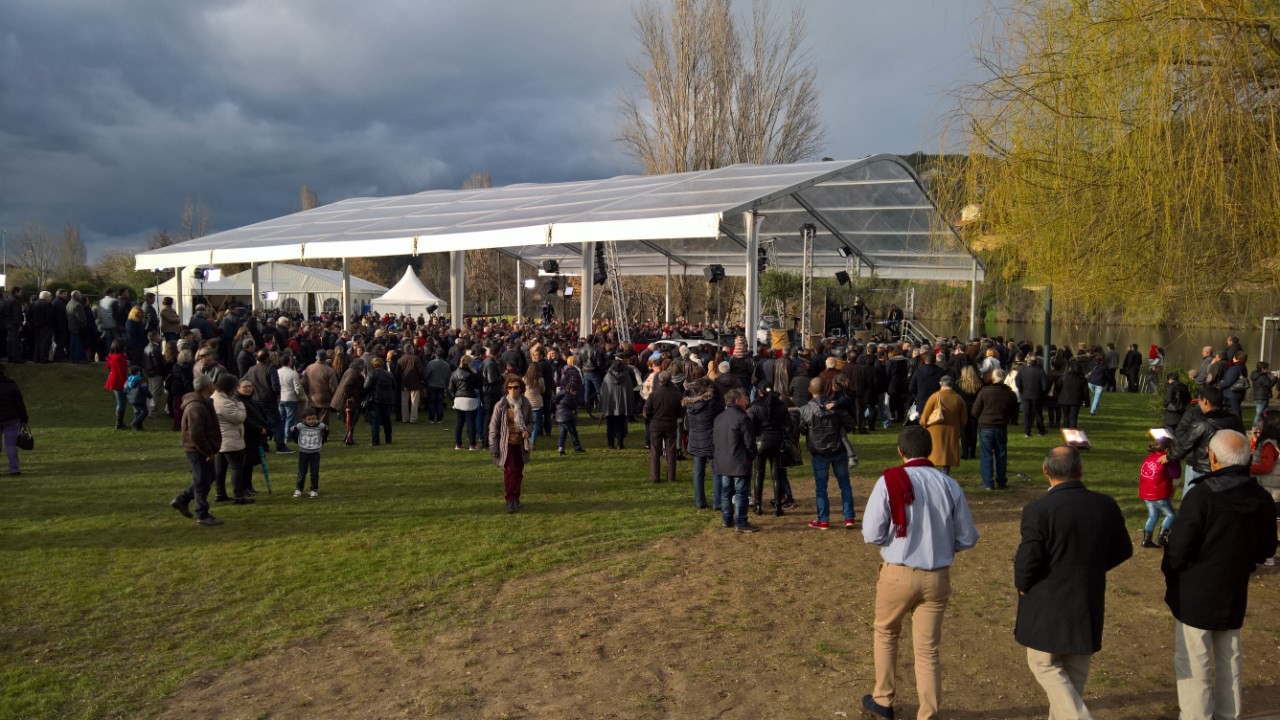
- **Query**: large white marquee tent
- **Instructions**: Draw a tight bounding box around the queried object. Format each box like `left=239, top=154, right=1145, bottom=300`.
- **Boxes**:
left=134, top=156, right=984, bottom=339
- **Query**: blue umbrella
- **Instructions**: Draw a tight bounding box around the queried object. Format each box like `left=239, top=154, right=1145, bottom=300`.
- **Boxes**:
left=257, top=446, right=273, bottom=494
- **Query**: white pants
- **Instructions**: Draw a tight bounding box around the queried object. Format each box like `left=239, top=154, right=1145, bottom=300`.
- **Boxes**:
left=1026, top=648, right=1092, bottom=720
left=1174, top=621, right=1242, bottom=720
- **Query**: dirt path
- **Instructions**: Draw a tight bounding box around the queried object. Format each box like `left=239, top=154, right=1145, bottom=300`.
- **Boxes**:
left=160, top=476, right=1280, bottom=720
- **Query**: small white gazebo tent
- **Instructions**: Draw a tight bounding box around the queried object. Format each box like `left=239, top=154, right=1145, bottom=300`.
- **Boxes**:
left=370, top=266, right=448, bottom=317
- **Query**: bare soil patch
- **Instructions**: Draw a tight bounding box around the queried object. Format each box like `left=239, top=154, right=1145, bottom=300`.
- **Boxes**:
left=160, top=476, right=1280, bottom=720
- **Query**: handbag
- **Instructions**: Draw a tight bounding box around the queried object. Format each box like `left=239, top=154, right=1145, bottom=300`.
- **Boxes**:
left=1231, top=374, right=1250, bottom=393
left=925, top=404, right=945, bottom=427
left=16, top=424, right=33, bottom=451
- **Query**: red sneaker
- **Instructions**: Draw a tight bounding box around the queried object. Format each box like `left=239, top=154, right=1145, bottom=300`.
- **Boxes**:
left=844, top=519, right=857, bottom=529
left=808, top=520, right=830, bottom=530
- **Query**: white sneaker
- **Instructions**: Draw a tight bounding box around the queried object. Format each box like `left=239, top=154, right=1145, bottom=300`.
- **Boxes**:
left=1265, top=557, right=1276, bottom=567
left=309, top=490, right=319, bottom=498
left=292, top=490, right=302, bottom=498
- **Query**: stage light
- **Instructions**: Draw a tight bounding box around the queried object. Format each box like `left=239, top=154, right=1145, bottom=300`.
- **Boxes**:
left=836, top=246, right=854, bottom=259
left=194, top=267, right=222, bottom=282
left=261, top=291, right=279, bottom=301
left=427, top=304, right=438, bottom=315
left=542, top=260, right=559, bottom=274
left=523, top=278, right=537, bottom=289
left=564, top=286, right=575, bottom=297
left=702, top=264, right=725, bottom=283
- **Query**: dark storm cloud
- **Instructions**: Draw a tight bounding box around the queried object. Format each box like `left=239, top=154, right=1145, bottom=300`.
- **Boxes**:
left=0, top=0, right=991, bottom=257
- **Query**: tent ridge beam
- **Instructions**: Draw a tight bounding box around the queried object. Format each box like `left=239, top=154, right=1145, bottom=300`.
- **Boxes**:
left=789, top=192, right=876, bottom=272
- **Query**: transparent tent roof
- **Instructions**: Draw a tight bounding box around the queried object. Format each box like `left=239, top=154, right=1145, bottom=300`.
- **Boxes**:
left=134, top=155, right=983, bottom=282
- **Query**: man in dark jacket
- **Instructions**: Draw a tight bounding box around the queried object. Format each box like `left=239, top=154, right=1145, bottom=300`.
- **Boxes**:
left=906, top=352, right=944, bottom=420
left=1015, top=355, right=1049, bottom=437
left=479, top=347, right=503, bottom=440
left=1015, top=446, right=1132, bottom=720
left=396, top=345, right=425, bottom=423
left=970, top=369, right=1020, bottom=490
left=244, top=350, right=288, bottom=453
left=172, top=374, right=223, bottom=526
left=713, top=388, right=758, bottom=533
left=683, top=377, right=722, bottom=509
left=0, top=288, right=24, bottom=363
left=1121, top=343, right=1143, bottom=392
left=1164, top=386, right=1244, bottom=496
left=1162, top=372, right=1192, bottom=434
left=1162, top=429, right=1277, bottom=720
left=798, top=377, right=857, bottom=530
left=26, top=291, right=55, bottom=363
left=643, top=371, right=684, bottom=484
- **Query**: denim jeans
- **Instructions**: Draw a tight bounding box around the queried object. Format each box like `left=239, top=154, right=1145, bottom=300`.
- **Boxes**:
left=1144, top=498, right=1176, bottom=533
left=584, top=373, right=602, bottom=410
left=454, top=409, right=476, bottom=447
left=179, top=451, right=215, bottom=519
left=1254, top=401, right=1268, bottom=428
left=979, top=427, right=1008, bottom=489
left=1088, top=383, right=1104, bottom=415
left=369, top=402, right=392, bottom=445
left=1183, top=464, right=1203, bottom=497
left=112, top=389, right=127, bottom=414
left=426, top=386, right=445, bottom=422
left=530, top=408, right=544, bottom=444
left=720, top=475, right=749, bottom=528
left=0, top=419, right=19, bottom=472
left=69, top=333, right=84, bottom=363
left=472, top=397, right=486, bottom=444
left=712, top=474, right=724, bottom=510
left=811, top=450, right=854, bottom=523
left=296, top=451, right=320, bottom=491
left=693, top=455, right=711, bottom=508
left=558, top=420, right=582, bottom=451
left=279, top=401, right=297, bottom=444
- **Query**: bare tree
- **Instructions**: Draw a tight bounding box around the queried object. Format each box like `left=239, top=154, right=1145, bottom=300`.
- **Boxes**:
left=18, top=222, right=57, bottom=290
left=57, top=224, right=87, bottom=279
left=300, top=184, right=319, bottom=212
left=147, top=229, right=176, bottom=250
left=179, top=196, right=210, bottom=242
left=462, top=170, right=492, bottom=190
left=618, top=0, right=824, bottom=173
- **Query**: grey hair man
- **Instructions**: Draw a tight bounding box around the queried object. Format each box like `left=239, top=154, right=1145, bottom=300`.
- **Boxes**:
left=1162, top=430, right=1276, bottom=720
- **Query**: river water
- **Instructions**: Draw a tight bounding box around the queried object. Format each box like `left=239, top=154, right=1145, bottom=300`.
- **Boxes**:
left=921, top=320, right=1277, bottom=374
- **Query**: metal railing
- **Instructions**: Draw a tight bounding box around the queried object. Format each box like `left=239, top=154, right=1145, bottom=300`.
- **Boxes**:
left=900, top=317, right=936, bottom=347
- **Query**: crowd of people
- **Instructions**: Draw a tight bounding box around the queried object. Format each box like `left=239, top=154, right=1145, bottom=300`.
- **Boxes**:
left=0, top=284, right=1277, bottom=718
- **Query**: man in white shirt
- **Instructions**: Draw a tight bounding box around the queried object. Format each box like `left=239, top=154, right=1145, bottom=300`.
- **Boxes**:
left=276, top=355, right=304, bottom=452
left=860, top=425, right=980, bottom=720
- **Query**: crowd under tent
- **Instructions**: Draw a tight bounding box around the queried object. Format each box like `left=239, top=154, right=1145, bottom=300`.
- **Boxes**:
left=370, top=266, right=449, bottom=318
left=134, top=155, right=985, bottom=342
left=145, top=262, right=387, bottom=321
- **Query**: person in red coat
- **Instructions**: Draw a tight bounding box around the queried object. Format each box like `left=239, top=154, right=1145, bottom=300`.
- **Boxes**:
left=103, top=338, right=129, bottom=430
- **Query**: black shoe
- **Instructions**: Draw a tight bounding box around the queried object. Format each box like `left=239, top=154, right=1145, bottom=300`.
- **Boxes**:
left=574, top=447, right=585, bottom=453
left=736, top=523, right=761, bottom=534
left=244, top=489, right=257, bottom=497
left=214, top=496, right=234, bottom=503
left=196, top=515, right=223, bottom=526
left=276, top=447, right=294, bottom=454
left=506, top=502, right=516, bottom=513
left=862, top=694, right=894, bottom=720
left=170, top=498, right=193, bottom=518
left=558, top=448, right=566, bottom=456
left=233, top=497, right=255, bottom=505
left=721, top=521, right=733, bottom=528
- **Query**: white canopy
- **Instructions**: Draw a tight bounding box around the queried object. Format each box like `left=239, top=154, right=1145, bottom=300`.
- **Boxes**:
left=146, top=262, right=386, bottom=318
left=133, top=156, right=983, bottom=282
left=370, top=266, right=448, bottom=317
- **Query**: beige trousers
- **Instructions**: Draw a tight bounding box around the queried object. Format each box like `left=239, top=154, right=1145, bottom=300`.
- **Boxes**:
left=872, top=563, right=951, bottom=720
left=1174, top=621, right=1242, bottom=720
left=401, top=389, right=420, bottom=423
left=1026, top=648, right=1093, bottom=720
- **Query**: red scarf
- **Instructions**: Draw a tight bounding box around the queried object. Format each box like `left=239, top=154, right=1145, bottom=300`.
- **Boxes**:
left=883, top=458, right=933, bottom=538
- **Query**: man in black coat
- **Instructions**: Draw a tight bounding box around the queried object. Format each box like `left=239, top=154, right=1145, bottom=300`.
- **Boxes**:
left=642, top=371, right=684, bottom=484
left=906, top=352, right=943, bottom=421
left=27, top=291, right=55, bottom=363
left=51, top=289, right=70, bottom=362
left=1015, top=445, right=1132, bottom=719
left=1163, top=386, right=1244, bottom=497
left=1162, top=429, right=1277, bottom=720
left=712, top=388, right=758, bottom=533
left=1121, top=343, right=1143, bottom=392
left=1015, top=355, right=1049, bottom=437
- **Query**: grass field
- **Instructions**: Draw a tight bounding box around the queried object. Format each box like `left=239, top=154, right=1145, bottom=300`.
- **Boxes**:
left=0, top=363, right=1173, bottom=720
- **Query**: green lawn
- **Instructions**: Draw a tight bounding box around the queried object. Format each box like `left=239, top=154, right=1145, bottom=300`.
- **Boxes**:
left=0, top=364, right=1168, bottom=719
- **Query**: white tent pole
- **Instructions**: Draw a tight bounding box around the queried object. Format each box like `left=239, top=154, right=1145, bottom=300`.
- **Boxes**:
left=579, top=243, right=593, bottom=340
left=515, top=259, right=522, bottom=322
left=449, top=250, right=465, bottom=330
left=664, top=255, right=671, bottom=323
left=341, top=259, right=351, bottom=331
left=969, top=258, right=978, bottom=340
left=744, top=210, right=759, bottom=349
left=175, top=267, right=186, bottom=324
left=250, top=262, right=260, bottom=313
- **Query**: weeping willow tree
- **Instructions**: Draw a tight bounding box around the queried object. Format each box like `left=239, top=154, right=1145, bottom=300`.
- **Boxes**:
left=948, top=0, right=1280, bottom=325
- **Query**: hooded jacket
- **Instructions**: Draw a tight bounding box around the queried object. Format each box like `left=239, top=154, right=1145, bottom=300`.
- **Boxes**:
left=683, top=381, right=721, bottom=458
left=181, top=392, right=221, bottom=456
left=600, top=363, right=635, bottom=417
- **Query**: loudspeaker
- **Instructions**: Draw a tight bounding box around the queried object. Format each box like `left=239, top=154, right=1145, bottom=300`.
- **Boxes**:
left=542, top=260, right=559, bottom=274
left=543, top=279, right=560, bottom=296
left=703, top=264, right=725, bottom=283
left=835, top=271, right=851, bottom=286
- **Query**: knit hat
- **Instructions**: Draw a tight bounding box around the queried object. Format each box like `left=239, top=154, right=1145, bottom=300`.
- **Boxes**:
left=733, top=335, right=748, bottom=358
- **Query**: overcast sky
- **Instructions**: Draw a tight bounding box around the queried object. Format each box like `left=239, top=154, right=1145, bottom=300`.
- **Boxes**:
left=0, top=0, right=995, bottom=257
